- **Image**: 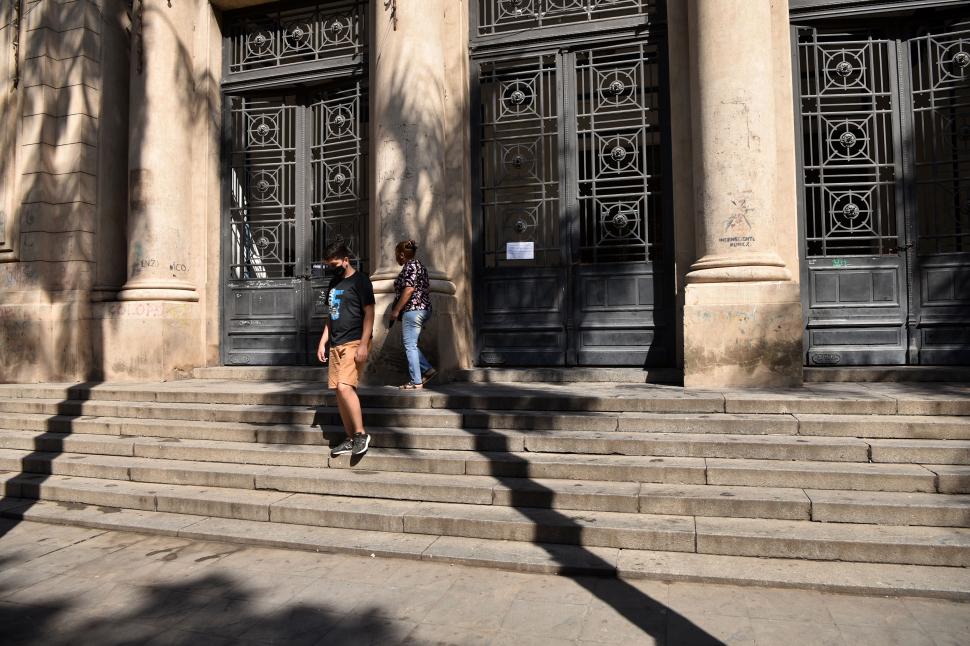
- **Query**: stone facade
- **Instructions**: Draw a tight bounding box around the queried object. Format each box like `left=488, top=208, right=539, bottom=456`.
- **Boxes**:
left=2, top=0, right=953, bottom=386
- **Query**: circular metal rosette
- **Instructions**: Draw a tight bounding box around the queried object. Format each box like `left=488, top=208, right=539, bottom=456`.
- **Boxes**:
left=247, top=29, right=275, bottom=58
left=826, top=52, right=865, bottom=87
left=251, top=227, right=278, bottom=255
left=327, top=105, right=355, bottom=139
left=502, top=210, right=537, bottom=240
left=828, top=121, right=867, bottom=159
left=249, top=170, right=278, bottom=201
left=327, top=164, right=354, bottom=196
left=832, top=193, right=870, bottom=231
left=602, top=204, right=639, bottom=239
left=321, top=15, right=353, bottom=46
left=943, top=43, right=970, bottom=77
left=283, top=22, right=313, bottom=50
left=598, top=69, right=636, bottom=106
left=601, top=135, right=639, bottom=172
left=501, top=80, right=535, bottom=114
left=502, top=144, right=536, bottom=175
left=500, top=0, right=534, bottom=18
left=248, top=114, right=279, bottom=146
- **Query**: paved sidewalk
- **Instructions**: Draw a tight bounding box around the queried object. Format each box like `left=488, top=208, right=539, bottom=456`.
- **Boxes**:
left=1, top=521, right=968, bottom=645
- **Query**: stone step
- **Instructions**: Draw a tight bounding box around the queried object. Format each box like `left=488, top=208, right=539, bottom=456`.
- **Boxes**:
left=0, top=441, right=949, bottom=496
left=867, top=438, right=970, bottom=464
left=5, top=499, right=969, bottom=598
left=0, top=429, right=137, bottom=456
left=0, top=429, right=725, bottom=483
left=926, top=465, right=970, bottom=494
left=0, top=425, right=896, bottom=466
left=722, top=383, right=970, bottom=416
left=0, top=473, right=757, bottom=546
left=0, top=397, right=464, bottom=428
left=0, top=448, right=642, bottom=513
left=0, top=384, right=725, bottom=414
left=2, top=380, right=969, bottom=415
left=695, top=516, right=970, bottom=567
left=635, top=483, right=970, bottom=527
left=805, top=490, right=970, bottom=527
left=795, top=414, right=970, bottom=441
left=2, top=479, right=968, bottom=567
left=522, top=430, right=870, bottom=462
left=706, top=458, right=938, bottom=492
left=4, top=412, right=970, bottom=463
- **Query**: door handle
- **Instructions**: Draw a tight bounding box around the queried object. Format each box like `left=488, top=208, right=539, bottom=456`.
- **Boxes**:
left=889, top=243, right=913, bottom=254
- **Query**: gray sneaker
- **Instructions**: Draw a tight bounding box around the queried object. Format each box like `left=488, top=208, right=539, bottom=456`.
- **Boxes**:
left=352, top=433, right=370, bottom=456
left=331, top=437, right=355, bottom=456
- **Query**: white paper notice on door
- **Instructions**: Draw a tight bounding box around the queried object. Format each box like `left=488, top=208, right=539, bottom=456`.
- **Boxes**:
left=506, top=241, right=534, bottom=260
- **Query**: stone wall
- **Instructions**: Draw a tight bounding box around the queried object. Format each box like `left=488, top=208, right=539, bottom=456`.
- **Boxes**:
left=0, top=0, right=121, bottom=382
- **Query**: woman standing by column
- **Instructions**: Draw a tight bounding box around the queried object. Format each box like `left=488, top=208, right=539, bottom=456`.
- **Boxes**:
left=387, top=240, right=436, bottom=389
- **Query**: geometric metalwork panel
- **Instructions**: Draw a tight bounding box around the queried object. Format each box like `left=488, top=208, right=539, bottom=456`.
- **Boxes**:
left=228, top=96, right=299, bottom=280
left=480, top=55, right=561, bottom=268
left=475, top=36, right=672, bottom=368
left=476, top=0, right=656, bottom=38
left=910, top=20, right=970, bottom=255
left=310, top=80, right=368, bottom=268
left=797, top=27, right=898, bottom=257
left=227, top=1, right=365, bottom=75
left=576, top=43, right=661, bottom=263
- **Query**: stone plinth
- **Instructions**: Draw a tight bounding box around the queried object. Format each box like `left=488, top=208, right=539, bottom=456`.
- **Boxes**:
left=684, top=282, right=803, bottom=388
left=96, top=301, right=204, bottom=380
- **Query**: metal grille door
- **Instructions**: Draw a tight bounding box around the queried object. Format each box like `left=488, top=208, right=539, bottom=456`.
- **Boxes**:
left=910, top=21, right=970, bottom=364
left=223, top=83, right=367, bottom=366
left=796, top=18, right=970, bottom=366
left=476, top=42, right=671, bottom=367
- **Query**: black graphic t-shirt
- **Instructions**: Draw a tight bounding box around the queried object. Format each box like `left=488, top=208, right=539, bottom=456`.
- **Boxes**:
left=327, top=270, right=376, bottom=347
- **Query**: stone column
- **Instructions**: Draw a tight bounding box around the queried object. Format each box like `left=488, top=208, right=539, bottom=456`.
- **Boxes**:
left=682, top=0, right=803, bottom=387
left=365, top=0, right=471, bottom=383
left=116, top=0, right=198, bottom=302
left=97, top=0, right=205, bottom=380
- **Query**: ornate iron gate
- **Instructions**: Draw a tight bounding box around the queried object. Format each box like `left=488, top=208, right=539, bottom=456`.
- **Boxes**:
left=474, top=16, right=671, bottom=367
left=796, top=15, right=970, bottom=366
left=221, top=2, right=367, bottom=366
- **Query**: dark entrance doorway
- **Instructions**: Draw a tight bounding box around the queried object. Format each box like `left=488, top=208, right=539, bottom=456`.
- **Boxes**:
left=795, top=11, right=970, bottom=366
left=219, top=1, right=368, bottom=366
left=223, top=85, right=367, bottom=366
left=474, top=42, right=673, bottom=367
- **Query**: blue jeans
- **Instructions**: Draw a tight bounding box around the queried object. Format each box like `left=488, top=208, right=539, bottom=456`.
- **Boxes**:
left=402, top=309, right=433, bottom=384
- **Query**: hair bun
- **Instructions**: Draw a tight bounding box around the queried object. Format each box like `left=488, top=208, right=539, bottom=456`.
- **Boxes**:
left=406, top=240, right=418, bottom=250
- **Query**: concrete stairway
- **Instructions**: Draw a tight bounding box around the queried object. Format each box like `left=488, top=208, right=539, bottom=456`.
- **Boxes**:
left=0, top=380, right=968, bottom=598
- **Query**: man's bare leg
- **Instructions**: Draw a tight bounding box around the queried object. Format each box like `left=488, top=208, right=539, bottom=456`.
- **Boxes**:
left=335, top=382, right=364, bottom=437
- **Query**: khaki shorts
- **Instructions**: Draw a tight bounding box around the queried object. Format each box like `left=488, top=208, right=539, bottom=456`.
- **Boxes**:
left=328, top=340, right=363, bottom=388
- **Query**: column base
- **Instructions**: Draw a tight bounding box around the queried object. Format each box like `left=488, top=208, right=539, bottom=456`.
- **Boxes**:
left=116, top=279, right=199, bottom=302
left=95, top=301, right=204, bottom=380
left=687, top=253, right=792, bottom=283
left=365, top=269, right=464, bottom=385
left=683, top=281, right=803, bottom=388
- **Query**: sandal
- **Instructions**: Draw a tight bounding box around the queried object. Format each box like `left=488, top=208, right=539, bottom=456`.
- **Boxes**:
left=421, top=368, right=438, bottom=385
left=399, top=382, right=423, bottom=390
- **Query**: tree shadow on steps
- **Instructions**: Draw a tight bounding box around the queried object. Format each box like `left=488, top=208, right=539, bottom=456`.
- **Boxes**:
left=317, top=379, right=727, bottom=646
left=0, top=383, right=103, bottom=541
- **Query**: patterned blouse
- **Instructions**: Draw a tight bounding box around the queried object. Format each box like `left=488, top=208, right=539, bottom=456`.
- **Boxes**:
left=393, top=259, right=432, bottom=314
